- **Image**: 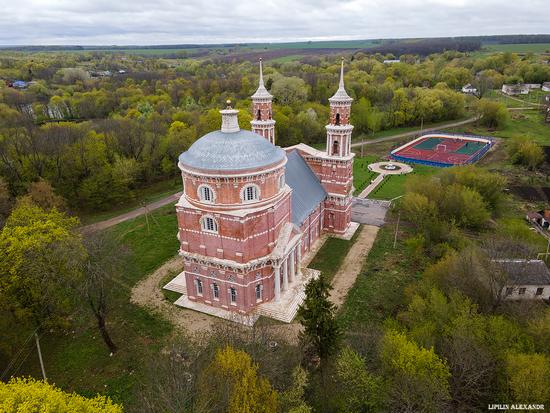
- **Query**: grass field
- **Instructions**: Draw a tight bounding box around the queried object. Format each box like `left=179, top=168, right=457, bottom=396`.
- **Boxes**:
left=308, top=226, right=362, bottom=283
left=483, top=43, right=550, bottom=53
left=369, top=164, right=438, bottom=200
left=339, top=221, right=417, bottom=328
left=353, top=155, right=379, bottom=195
left=18, top=204, right=179, bottom=408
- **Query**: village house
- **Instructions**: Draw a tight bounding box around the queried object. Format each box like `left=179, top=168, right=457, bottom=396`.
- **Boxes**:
left=495, top=259, right=550, bottom=300
left=502, top=84, right=530, bottom=95
left=461, top=83, right=477, bottom=94
left=526, top=210, right=550, bottom=230
left=542, top=82, right=550, bottom=92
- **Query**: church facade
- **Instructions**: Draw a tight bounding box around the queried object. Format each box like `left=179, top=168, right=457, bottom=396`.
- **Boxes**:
left=170, top=59, right=355, bottom=317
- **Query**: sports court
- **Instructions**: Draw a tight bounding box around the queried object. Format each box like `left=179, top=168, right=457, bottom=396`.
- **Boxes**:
left=390, top=134, right=493, bottom=167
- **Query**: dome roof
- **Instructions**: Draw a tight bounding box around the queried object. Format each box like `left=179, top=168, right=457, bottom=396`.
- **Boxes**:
left=179, top=129, right=285, bottom=172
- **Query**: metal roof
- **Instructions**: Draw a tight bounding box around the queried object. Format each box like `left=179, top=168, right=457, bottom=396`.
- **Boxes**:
left=494, top=259, right=550, bottom=285
left=179, top=129, right=285, bottom=172
left=285, top=150, right=327, bottom=226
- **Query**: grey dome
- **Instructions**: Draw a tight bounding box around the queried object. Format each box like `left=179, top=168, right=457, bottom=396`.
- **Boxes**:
left=179, top=129, right=285, bottom=172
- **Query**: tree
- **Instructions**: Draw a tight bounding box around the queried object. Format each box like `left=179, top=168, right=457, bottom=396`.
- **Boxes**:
left=0, top=202, right=85, bottom=330
left=476, top=99, right=508, bottom=129
left=505, top=353, right=550, bottom=404
left=380, top=330, right=451, bottom=413
left=399, top=192, right=436, bottom=230
left=507, top=136, right=545, bottom=170
left=280, top=367, right=312, bottom=413
left=271, top=76, right=308, bottom=105
left=334, top=347, right=383, bottom=412
left=0, top=177, right=12, bottom=228
left=196, top=346, right=279, bottom=413
left=0, top=377, right=122, bottom=412
left=81, top=232, right=129, bottom=354
left=19, top=179, right=66, bottom=211
left=297, top=274, right=341, bottom=364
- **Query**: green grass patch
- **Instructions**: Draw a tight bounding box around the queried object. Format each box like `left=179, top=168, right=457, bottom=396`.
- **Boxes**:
left=353, top=155, right=379, bottom=195
left=369, top=164, right=438, bottom=200
left=339, top=224, right=418, bottom=328
left=309, top=226, right=363, bottom=283
left=160, top=269, right=183, bottom=303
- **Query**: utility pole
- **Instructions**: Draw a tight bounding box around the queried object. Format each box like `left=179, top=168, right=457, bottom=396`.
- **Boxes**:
left=35, top=333, right=47, bottom=381
left=393, top=212, right=401, bottom=249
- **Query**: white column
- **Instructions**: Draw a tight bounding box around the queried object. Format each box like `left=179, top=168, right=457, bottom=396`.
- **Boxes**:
left=274, top=264, right=281, bottom=302
left=289, top=249, right=295, bottom=283
left=282, top=259, right=289, bottom=291
left=297, top=243, right=302, bottom=276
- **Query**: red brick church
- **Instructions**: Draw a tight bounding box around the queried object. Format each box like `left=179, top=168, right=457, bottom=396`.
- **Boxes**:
left=164, top=59, right=356, bottom=322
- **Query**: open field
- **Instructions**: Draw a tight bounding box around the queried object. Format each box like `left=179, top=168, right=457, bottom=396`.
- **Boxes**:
left=483, top=43, right=550, bottom=53
left=369, top=164, right=438, bottom=200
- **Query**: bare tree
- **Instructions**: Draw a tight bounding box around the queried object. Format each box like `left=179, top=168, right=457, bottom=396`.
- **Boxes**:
left=81, top=232, right=129, bottom=354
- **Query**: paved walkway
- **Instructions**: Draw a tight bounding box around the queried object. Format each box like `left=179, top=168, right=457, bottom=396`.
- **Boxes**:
left=81, top=192, right=182, bottom=233
left=350, top=116, right=478, bottom=149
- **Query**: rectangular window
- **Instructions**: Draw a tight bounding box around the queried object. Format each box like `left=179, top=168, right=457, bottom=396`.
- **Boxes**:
left=196, top=279, right=203, bottom=296
left=230, top=287, right=237, bottom=304
left=212, top=283, right=219, bottom=300
left=518, top=287, right=526, bottom=295
left=536, top=287, right=544, bottom=296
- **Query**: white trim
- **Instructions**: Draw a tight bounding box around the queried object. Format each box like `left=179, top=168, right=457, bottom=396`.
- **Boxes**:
left=241, top=183, right=261, bottom=203
left=197, top=184, right=216, bottom=203
left=200, top=214, right=218, bottom=233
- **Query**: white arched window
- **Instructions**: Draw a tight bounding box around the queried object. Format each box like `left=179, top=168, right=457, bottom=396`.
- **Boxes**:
left=279, top=174, right=285, bottom=190
left=198, top=185, right=215, bottom=203
left=241, top=184, right=260, bottom=203
left=200, top=215, right=218, bottom=233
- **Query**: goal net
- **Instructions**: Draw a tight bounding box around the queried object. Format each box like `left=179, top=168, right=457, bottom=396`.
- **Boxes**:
left=435, top=143, right=447, bottom=152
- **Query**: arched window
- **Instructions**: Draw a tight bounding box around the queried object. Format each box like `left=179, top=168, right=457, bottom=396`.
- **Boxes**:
left=279, top=174, right=285, bottom=190
left=230, top=287, right=237, bottom=304
left=200, top=215, right=218, bottom=233
left=241, top=184, right=260, bottom=203
left=268, top=110, right=272, bottom=120
left=257, top=109, right=262, bottom=120
left=198, top=185, right=215, bottom=203
left=332, top=140, right=339, bottom=156
left=255, top=284, right=263, bottom=301
left=212, top=283, right=220, bottom=300
left=335, top=113, right=341, bottom=125
left=196, top=279, right=203, bottom=296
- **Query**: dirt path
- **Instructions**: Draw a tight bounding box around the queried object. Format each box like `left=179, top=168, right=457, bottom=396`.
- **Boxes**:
left=330, top=225, right=379, bottom=307
left=81, top=192, right=183, bottom=233
left=130, top=256, right=216, bottom=334
left=350, top=116, right=478, bottom=149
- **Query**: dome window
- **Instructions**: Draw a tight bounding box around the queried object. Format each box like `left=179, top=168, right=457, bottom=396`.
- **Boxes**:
left=279, top=174, right=285, bottom=190
left=198, top=185, right=215, bottom=203
left=242, top=184, right=260, bottom=203
left=200, top=215, right=218, bottom=233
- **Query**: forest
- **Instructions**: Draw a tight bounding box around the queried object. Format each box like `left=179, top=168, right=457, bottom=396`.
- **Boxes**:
left=1, top=44, right=550, bottom=412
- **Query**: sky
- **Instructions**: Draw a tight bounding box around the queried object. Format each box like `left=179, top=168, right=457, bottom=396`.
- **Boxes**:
left=1, top=0, right=548, bottom=46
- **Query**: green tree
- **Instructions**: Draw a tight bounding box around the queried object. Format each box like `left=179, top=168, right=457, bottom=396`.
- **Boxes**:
left=297, top=274, right=341, bottom=364
left=0, top=202, right=85, bottom=330
left=506, top=353, right=550, bottom=404
left=334, top=347, right=383, bottom=412
left=280, top=367, right=312, bottom=413
left=271, top=76, right=308, bottom=105
left=381, top=330, right=451, bottom=413
left=508, top=136, right=545, bottom=170
left=196, top=346, right=279, bottom=413
left=0, top=377, right=122, bottom=412
left=476, top=99, right=508, bottom=129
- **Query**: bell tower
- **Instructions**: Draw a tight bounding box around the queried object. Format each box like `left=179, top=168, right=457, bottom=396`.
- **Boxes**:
left=321, top=58, right=354, bottom=235
left=251, top=58, right=276, bottom=144
left=326, top=58, right=353, bottom=157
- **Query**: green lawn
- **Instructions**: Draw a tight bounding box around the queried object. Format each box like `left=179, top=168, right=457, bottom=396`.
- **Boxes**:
left=369, top=164, right=438, bottom=201
left=451, top=111, right=550, bottom=145
left=79, top=178, right=180, bottom=225
left=309, top=226, right=363, bottom=283
left=19, top=204, right=179, bottom=409
left=339, top=222, right=418, bottom=328
left=485, top=89, right=547, bottom=108
left=353, top=155, right=379, bottom=195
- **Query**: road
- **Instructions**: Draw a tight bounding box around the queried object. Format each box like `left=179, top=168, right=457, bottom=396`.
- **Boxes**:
left=350, top=116, right=479, bottom=149
left=81, top=191, right=182, bottom=233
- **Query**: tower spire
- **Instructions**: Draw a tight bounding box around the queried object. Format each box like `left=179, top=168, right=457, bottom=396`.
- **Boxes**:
left=251, top=58, right=272, bottom=99
left=339, top=57, right=345, bottom=89
left=259, top=57, right=265, bottom=88
left=330, top=57, right=352, bottom=103
left=250, top=58, right=276, bottom=144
